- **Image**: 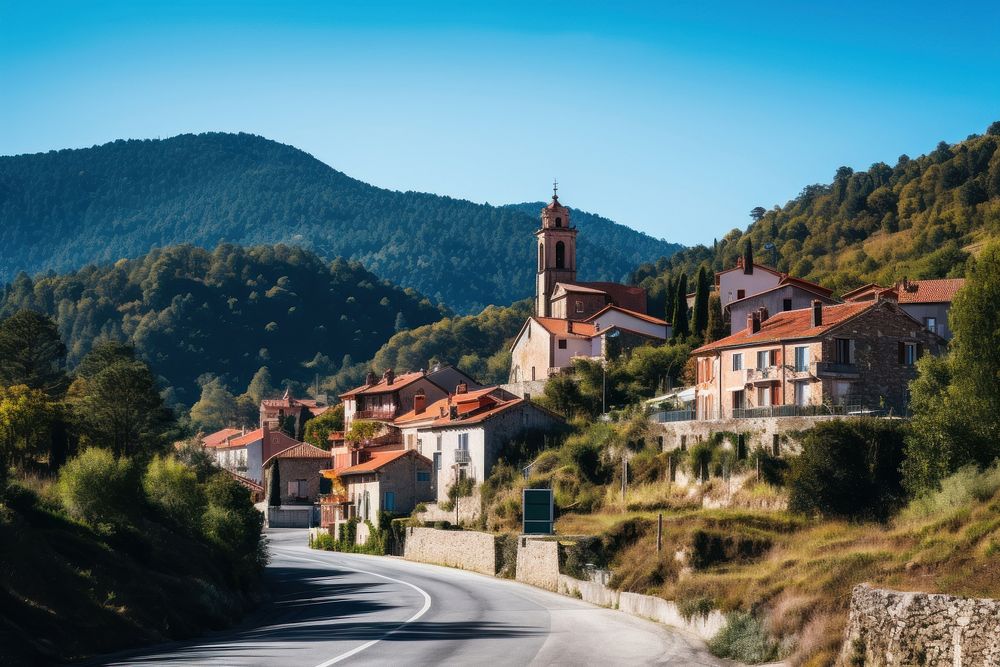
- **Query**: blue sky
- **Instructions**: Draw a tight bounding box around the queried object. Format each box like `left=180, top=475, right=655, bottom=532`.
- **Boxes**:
left=2, top=2, right=999, bottom=245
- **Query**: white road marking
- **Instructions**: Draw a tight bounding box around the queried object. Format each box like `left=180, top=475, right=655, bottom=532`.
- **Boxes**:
left=271, top=548, right=433, bottom=666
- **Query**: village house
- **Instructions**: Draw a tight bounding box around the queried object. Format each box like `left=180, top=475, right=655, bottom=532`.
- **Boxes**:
left=842, top=277, right=965, bottom=340
left=259, top=388, right=328, bottom=440
left=200, top=427, right=241, bottom=450
left=262, top=441, right=333, bottom=505
left=392, top=385, right=565, bottom=504
left=205, top=422, right=302, bottom=484
left=508, top=188, right=670, bottom=386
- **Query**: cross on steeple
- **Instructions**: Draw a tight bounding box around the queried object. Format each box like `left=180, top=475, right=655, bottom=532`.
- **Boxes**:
left=552, top=179, right=558, bottom=199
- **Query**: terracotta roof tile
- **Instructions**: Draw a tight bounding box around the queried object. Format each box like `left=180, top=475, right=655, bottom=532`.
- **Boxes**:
left=339, top=371, right=427, bottom=399
left=263, top=441, right=331, bottom=468
left=693, top=301, right=876, bottom=353
left=586, top=304, right=669, bottom=327
left=533, top=317, right=598, bottom=338
left=896, top=278, right=965, bottom=304
left=225, top=428, right=263, bottom=448
left=334, top=449, right=427, bottom=476
left=202, top=428, right=242, bottom=448
left=394, top=387, right=499, bottom=425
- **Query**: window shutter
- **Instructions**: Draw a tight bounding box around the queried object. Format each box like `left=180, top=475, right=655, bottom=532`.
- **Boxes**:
left=897, top=342, right=905, bottom=364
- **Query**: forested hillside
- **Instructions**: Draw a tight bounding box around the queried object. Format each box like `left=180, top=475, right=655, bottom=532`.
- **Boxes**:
left=0, top=133, right=679, bottom=313
left=632, top=122, right=1000, bottom=307
left=0, top=244, right=444, bottom=406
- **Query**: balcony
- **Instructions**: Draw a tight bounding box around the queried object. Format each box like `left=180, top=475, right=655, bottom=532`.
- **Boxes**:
left=815, top=362, right=860, bottom=379
left=454, top=449, right=471, bottom=465
left=354, top=407, right=397, bottom=421
left=786, top=365, right=813, bottom=381
left=745, top=367, right=779, bottom=384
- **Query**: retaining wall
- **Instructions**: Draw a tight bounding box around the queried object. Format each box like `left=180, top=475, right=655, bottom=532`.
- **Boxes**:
left=403, top=527, right=497, bottom=576
left=839, top=583, right=1000, bottom=666
left=515, top=537, right=560, bottom=591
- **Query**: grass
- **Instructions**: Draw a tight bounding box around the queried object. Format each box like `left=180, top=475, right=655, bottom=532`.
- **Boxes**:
left=557, top=464, right=1000, bottom=666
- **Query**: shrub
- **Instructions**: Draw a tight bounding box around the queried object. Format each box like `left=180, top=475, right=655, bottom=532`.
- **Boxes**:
left=203, top=473, right=266, bottom=580
left=313, top=532, right=336, bottom=550
left=143, top=455, right=205, bottom=529
left=447, top=476, right=475, bottom=503
left=788, top=419, right=908, bottom=520
left=57, top=448, right=138, bottom=527
left=900, top=463, right=1000, bottom=521
left=689, top=529, right=772, bottom=569
left=708, top=612, right=779, bottom=663
left=677, top=595, right=716, bottom=622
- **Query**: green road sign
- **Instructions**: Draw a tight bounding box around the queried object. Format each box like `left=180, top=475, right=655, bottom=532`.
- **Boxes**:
left=522, top=488, right=553, bottom=534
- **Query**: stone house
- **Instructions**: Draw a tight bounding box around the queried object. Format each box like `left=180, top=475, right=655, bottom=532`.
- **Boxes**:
left=393, top=386, right=565, bottom=504
left=843, top=277, right=966, bottom=340
left=691, top=298, right=945, bottom=420
left=262, top=441, right=333, bottom=505
left=259, top=388, right=328, bottom=440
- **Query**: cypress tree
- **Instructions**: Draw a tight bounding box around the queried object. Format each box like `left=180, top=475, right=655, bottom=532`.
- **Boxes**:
left=663, top=275, right=675, bottom=325
left=693, top=266, right=710, bottom=338
left=742, top=239, right=754, bottom=274
left=268, top=463, right=282, bottom=506
left=672, top=274, right=689, bottom=338
left=705, top=293, right=726, bottom=343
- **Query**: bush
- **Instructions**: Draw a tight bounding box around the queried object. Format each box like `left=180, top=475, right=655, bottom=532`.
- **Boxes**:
left=202, top=473, right=266, bottom=581
left=689, top=529, right=772, bottom=569
left=708, top=612, right=779, bottom=663
left=313, top=532, right=336, bottom=550
left=447, top=476, right=475, bottom=503
left=57, top=448, right=138, bottom=527
left=788, top=419, right=908, bottom=520
left=143, top=455, right=205, bottom=529
left=900, top=463, right=1000, bottom=521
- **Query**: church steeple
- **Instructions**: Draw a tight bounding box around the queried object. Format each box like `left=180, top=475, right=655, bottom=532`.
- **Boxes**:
left=535, top=183, right=578, bottom=317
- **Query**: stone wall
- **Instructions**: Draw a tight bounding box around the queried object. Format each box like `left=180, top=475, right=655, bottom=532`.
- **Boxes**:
left=654, top=413, right=845, bottom=458
left=839, top=583, right=1000, bottom=666
left=515, top=537, right=560, bottom=591
left=403, top=527, right=497, bottom=576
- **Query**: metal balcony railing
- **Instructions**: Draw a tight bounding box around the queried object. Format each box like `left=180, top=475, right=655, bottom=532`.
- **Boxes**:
left=454, top=449, right=471, bottom=465
left=814, top=362, right=860, bottom=377
left=354, top=407, right=398, bottom=421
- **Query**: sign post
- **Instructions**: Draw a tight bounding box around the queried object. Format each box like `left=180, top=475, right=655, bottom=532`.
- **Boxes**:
left=522, top=488, right=554, bottom=534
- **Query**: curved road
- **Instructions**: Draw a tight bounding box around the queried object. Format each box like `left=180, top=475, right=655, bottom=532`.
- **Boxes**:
left=99, top=529, right=724, bottom=666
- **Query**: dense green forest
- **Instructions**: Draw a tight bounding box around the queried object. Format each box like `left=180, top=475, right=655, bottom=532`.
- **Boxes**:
left=0, top=244, right=444, bottom=406
left=0, top=132, right=680, bottom=313
left=632, top=122, right=1000, bottom=312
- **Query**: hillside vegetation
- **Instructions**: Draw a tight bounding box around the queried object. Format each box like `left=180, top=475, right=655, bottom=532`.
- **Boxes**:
left=0, top=132, right=680, bottom=313
left=0, top=244, right=444, bottom=406
left=632, top=121, right=1000, bottom=307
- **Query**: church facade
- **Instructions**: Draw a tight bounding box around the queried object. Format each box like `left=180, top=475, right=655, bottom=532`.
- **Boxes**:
left=508, top=190, right=670, bottom=384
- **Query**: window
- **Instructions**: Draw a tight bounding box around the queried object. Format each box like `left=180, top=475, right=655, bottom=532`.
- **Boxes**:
left=732, top=353, right=743, bottom=371
left=900, top=342, right=918, bottom=366
left=531, top=366, right=536, bottom=381
left=433, top=452, right=441, bottom=471
left=794, top=382, right=809, bottom=406
left=924, top=317, right=937, bottom=334
left=794, top=346, right=810, bottom=372
left=834, top=338, right=852, bottom=364
left=436, top=435, right=442, bottom=451
left=555, top=241, right=565, bottom=269
left=757, top=385, right=772, bottom=407
left=383, top=491, right=396, bottom=512
left=737, top=289, right=746, bottom=300
left=782, top=298, right=793, bottom=311
left=757, top=349, right=775, bottom=369
left=417, top=470, right=431, bottom=482
left=458, top=433, right=469, bottom=450
left=558, top=339, right=567, bottom=349
left=538, top=243, right=544, bottom=271
left=575, top=300, right=584, bottom=313
left=732, top=390, right=745, bottom=410
left=287, top=479, right=307, bottom=498
left=555, top=216, right=562, bottom=227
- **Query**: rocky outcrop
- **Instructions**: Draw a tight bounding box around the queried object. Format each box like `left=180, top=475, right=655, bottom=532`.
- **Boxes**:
left=839, top=583, right=1000, bottom=666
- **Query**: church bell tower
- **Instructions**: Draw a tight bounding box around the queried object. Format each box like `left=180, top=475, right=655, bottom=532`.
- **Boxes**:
left=535, top=181, right=578, bottom=317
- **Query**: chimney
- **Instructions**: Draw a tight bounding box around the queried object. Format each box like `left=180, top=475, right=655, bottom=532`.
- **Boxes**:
left=758, top=306, right=769, bottom=322
left=455, top=383, right=468, bottom=395
left=747, top=312, right=760, bottom=333
left=567, top=320, right=573, bottom=333
left=414, top=393, right=426, bottom=414
left=365, top=369, right=377, bottom=386
left=449, top=405, right=459, bottom=420
left=811, top=300, right=823, bottom=327
left=384, top=368, right=395, bottom=385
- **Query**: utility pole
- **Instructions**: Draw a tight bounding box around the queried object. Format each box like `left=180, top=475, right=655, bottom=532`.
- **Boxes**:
left=657, top=513, right=663, bottom=554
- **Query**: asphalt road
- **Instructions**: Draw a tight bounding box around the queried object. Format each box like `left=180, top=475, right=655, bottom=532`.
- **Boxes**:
left=98, top=529, right=725, bottom=666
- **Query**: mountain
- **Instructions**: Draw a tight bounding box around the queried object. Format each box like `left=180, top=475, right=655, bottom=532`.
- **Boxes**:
left=0, top=244, right=445, bottom=406
left=631, top=121, right=1000, bottom=304
left=0, top=133, right=680, bottom=313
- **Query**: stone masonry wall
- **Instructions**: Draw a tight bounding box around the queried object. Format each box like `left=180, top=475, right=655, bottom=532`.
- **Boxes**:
left=654, top=414, right=844, bottom=458
left=515, top=537, right=560, bottom=591
left=403, top=527, right=497, bottom=576
left=839, top=583, right=1000, bottom=666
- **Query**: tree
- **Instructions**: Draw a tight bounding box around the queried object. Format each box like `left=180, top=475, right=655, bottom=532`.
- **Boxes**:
left=541, top=373, right=588, bottom=418
left=68, top=348, right=173, bottom=458
left=692, top=266, right=710, bottom=338
left=742, top=239, right=754, bottom=273
left=705, top=293, right=727, bottom=343
left=0, top=310, right=67, bottom=397
left=0, top=385, right=57, bottom=471
left=303, top=404, right=345, bottom=449
left=268, top=462, right=281, bottom=506
left=143, top=455, right=205, bottom=529
left=244, top=366, right=274, bottom=404
left=394, top=312, right=408, bottom=332
left=189, top=377, right=238, bottom=431
left=662, top=275, right=675, bottom=325
left=749, top=206, right=767, bottom=223
left=57, top=448, right=138, bottom=526
left=672, top=274, right=689, bottom=338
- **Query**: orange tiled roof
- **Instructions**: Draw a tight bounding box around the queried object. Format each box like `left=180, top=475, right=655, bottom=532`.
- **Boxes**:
left=841, top=283, right=882, bottom=300
left=223, top=428, right=264, bottom=448
left=202, top=428, right=242, bottom=448
left=553, top=282, right=608, bottom=296
left=778, top=274, right=834, bottom=296
left=335, top=449, right=424, bottom=476
left=586, top=304, right=669, bottom=327
left=263, top=441, right=331, bottom=468
left=533, top=317, right=598, bottom=338
left=427, top=398, right=527, bottom=427
left=394, top=387, right=498, bottom=425
left=339, top=371, right=427, bottom=399
left=693, top=301, right=876, bottom=353
left=896, top=279, right=965, bottom=304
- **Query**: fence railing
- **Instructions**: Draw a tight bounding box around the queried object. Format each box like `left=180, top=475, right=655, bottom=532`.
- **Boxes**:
left=652, top=403, right=888, bottom=423
left=454, top=449, right=471, bottom=464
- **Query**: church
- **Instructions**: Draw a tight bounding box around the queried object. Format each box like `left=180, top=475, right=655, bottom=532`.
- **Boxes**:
left=508, top=188, right=671, bottom=385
